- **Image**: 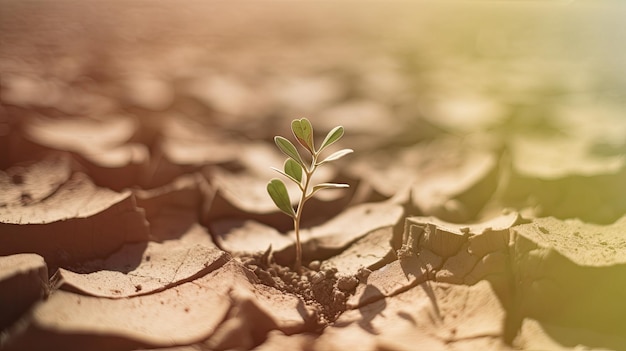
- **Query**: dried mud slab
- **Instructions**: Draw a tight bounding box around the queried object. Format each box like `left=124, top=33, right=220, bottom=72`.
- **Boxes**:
left=0, top=253, right=48, bottom=331
left=3, top=275, right=230, bottom=351
left=3, top=260, right=316, bottom=351
left=135, top=169, right=216, bottom=248
left=185, top=74, right=271, bottom=123
left=192, top=260, right=318, bottom=349
left=205, top=167, right=297, bottom=230
left=21, top=115, right=149, bottom=190
left=415, top=211, right=521, bottom=286
left=212, top=220, right=293, bottom=256
left=57, top=241, right=229, bottom=298
left=134, top=173, right=205, bottom=221
left=318, top=280, right=509, bottom=351
left=134, top=172, right=215, bottom=244
left=0, top=155, right=149, bottom=267
left=148, top=117, right=243, bottom=188
left=347, top=138, right=498, bottom=222
left=510, top=215, right=626, bottom=345
left=347, top=254, right=430, bottom=310
left=321, top=225, right=394, bottom=277
left=275, top=200, right=404, bottom=264
left=348, top=212, right=521, bottom=309
left=503, top=107, right=626, bottom=224
left=0, top=153, right=72, bottom=207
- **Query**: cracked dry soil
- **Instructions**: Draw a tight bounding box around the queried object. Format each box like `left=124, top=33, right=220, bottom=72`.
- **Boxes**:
left=2, top=1, right=626, bottom=350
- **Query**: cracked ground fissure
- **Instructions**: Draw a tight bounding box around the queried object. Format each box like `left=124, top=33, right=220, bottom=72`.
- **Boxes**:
left=337, top=215, right=523, bottom=347
left=3, top=2, right=626, bottom=350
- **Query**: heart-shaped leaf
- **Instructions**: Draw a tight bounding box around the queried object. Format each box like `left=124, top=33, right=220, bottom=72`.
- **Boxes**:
left=284, top=158, right=303, bottom=183
left=319, top=126, right=345, bottom=152
left=291, top=118, right=315, bottom=153
left=317, top=149, right=353, bottom=166
left=311, top=182, right=350, bottom=197
left=267, top=178, right=295, bottom=217
left=274, top=136, right=306, bottom=170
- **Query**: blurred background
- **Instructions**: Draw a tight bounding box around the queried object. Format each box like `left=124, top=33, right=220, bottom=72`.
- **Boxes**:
left=2, top=0, right=626, bottom=224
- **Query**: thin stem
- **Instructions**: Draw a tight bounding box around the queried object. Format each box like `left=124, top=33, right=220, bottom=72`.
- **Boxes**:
left=293, top=153, right=318, bottom=274
left=293, top=216, right=302, bottom=273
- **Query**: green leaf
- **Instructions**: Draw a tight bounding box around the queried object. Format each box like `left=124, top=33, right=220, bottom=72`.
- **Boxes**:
left=270, top=167, right=301, bottom=187
left=310, top=182, right=349, bottom=197
left=319, top=126, right=344, bottom=152
left=284, top=158, right=302, bottom=183
left=317, top=149, right=353, bottom=165
left=267, top=178, right=295, bottom=217
left=291, top=118, right=314, bottom=153
left=274, top=136, right=306, bottom=169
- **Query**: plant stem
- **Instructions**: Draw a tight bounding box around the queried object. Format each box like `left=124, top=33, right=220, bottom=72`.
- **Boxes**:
left=293, top=155, right=317, bottom=274
left=293, top=213, right=302, bottom=273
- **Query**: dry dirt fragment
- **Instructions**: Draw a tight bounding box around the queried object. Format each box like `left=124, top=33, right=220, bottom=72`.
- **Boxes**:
left=0, top=153, right=71, bottom=207
left=510, top=215, right=626, bottom=344
left=133, top=173, right=212, bottom=241
left=321, top=226, right=394, bottom=277
left=287, top=200, right=404, bottom=263
left=320, top=280, right=509, bottom=351
left=57, top=241, right=229, bottom=298
left=503, top=112, right=626, bottom=224
left=0, top=158, right=149, bottom=268
left=206, top=144, right=305, bottom=214
left=2, top=276, right=230, bottom=351
left=150, top=117, right=243, bottom=187
left=134, top=173, right=205, bottom=221
left=347, top=212, right=521, bottom=310
left=347, top=138, right=498, bottom=222
left=22, top=115, right=137, bottom=157
left=212, top=219, right=294, bottom=255
left=347, top=255, right=429, bottom=309
left=133, top=173, right=215, bottom=243
left=195, top=261, right=318, bottom=341
left=22, top=115, right=149, bottom=190
left=400, top=212, right=519, bottom=284
left=3, top=259, right=315, bottom=351
left=0, top=253, right=48, bottom=331
left=185, top=74, right=269, bottom=120
left=410, top=139, right=498, bottom=223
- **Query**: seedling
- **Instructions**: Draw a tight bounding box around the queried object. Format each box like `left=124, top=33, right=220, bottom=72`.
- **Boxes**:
left=267, top=118, right=353, bottom=273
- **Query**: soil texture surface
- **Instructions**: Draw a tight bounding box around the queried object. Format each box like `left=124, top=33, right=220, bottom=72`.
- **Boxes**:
left=2, top=1, right=626, bottom=350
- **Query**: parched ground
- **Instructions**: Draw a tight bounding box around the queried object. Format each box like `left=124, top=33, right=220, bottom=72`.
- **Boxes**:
left=2, top=1, right=626, bottom=350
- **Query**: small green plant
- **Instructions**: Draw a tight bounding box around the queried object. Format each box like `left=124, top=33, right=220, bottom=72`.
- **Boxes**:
left=267, top=118, right=353, bottom=273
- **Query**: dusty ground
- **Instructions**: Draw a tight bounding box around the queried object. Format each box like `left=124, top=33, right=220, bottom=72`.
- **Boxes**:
left=2, top=1, right=626, bottom=350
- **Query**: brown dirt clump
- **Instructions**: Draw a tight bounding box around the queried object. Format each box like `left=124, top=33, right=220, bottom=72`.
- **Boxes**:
left=239, top=247, right=354, bottom=330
